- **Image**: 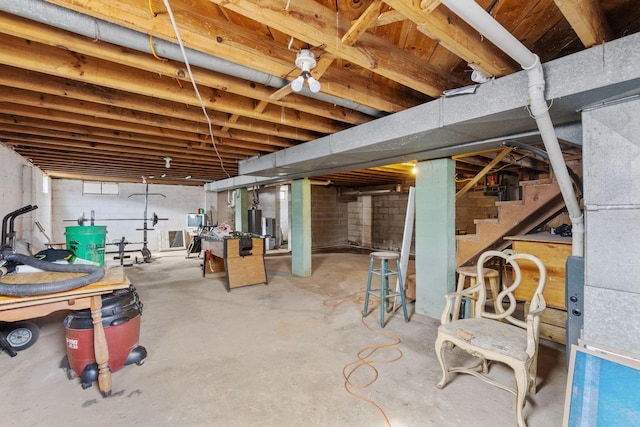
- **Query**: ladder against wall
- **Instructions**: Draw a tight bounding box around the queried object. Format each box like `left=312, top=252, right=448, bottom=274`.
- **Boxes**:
left=456, top=178, right=565, bottom=268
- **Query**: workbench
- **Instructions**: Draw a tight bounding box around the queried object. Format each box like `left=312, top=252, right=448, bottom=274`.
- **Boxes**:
left=201, top=236, right=267, bottom=291
left=0, top=267, right=131, bottom=396
left=505, top=233, right=571, bottom=344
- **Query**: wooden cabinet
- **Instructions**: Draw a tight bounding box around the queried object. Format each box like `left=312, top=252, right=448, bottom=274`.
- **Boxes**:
left=505, top=234, right=571, bottom=310
left=202, top=236, right=267, bottom=291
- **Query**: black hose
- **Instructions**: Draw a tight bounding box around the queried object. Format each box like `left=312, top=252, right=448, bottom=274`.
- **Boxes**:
left=0, top=253, right=106, bottom=297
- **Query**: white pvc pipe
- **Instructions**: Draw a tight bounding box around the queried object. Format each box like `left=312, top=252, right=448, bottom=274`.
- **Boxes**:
left=440, top=0, right=584, bottom=256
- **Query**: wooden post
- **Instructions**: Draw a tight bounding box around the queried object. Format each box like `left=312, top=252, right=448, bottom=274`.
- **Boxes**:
left=91, top=295, right=111, bottom=397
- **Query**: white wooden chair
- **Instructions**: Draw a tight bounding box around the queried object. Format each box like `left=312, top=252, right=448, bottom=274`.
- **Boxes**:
left=434, top=250, right=547, bottom=427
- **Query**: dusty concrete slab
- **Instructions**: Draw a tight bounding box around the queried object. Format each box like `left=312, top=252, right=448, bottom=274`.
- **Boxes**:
left=0, top=252, right=566, bottom=426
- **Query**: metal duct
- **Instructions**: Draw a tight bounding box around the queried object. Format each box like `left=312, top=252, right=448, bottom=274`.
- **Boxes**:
left=440, top=0, right=584, bottom=257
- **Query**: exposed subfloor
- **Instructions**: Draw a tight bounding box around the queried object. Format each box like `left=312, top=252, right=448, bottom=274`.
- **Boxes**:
left=0, top=251, right=567, bottom=426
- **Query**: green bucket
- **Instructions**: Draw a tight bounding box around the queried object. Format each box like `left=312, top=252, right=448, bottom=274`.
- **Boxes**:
left=65, top=225, right=107, bottom=266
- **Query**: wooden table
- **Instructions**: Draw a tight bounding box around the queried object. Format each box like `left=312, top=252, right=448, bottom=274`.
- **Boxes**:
left=201, top=236, right=267, bottom=291
left=0, top=267, right=131, bottom=396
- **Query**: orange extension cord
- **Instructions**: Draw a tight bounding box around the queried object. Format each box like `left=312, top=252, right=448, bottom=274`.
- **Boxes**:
left=324, top=290, right=404, bottom=427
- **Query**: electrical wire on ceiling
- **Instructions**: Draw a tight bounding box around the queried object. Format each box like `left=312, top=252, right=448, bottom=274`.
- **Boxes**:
left=161, top=0, right=231, bottom=179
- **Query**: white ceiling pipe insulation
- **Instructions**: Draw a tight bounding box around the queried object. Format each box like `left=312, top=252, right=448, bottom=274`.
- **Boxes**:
left=440, top=0, right=584, bottom=257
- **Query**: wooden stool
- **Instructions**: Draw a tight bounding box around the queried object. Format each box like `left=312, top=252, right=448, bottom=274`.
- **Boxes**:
left=453, top=266, right=500, bottom=319
left=363, top=251, right=409, bottom=327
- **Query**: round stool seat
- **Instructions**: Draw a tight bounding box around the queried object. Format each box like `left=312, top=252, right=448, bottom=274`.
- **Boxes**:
left=364, top=251, right=408, bottom=327
left=456, top=266, right=499, bottom=278
left=453, top=266, right=500, bottom=319
left=370, top=251, right=399, bottom=260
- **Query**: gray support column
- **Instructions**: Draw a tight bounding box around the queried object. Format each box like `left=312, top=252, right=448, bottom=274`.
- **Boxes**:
left=414, top=158, right=456, bottom=318
left=235, top=188, right=248, bottom=232
left=583, top=97, right=640, bottom=354
left=291, top=178, right=312, bottom=276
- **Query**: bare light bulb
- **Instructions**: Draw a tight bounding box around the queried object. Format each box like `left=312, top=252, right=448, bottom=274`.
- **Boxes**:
left=307, top=76, right=321, bottom=93
left=163, top=156, right=172, bottom=168
left=291, top=75, right=305, bottom=92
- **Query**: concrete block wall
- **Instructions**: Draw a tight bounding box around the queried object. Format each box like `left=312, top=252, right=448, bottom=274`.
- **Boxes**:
left=0, top=144, right=51, bottom=252
left=310, top=186, right=348, bottom=247
left=583, top=97, right=640, bottom=355
left=372, top=193, right=411, bottom=251
left=347, top=198, right=362, bottom=245
left=52, top=180, right=205, bottom=253
left=455, top=190, right=499, bottom=234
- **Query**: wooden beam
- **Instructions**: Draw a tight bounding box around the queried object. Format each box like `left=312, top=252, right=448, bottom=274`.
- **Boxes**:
left=0, top=102, right=296, bottom=149
left=0, top=12, right=370, bottom=126
left=552, top=0, right=613, bottom=47
left=206, top=0, right=457, bottom=96
left=383, top=0, right=516, bottom=76
left=342, top=0, right=385, bottom=46
left=0, top=68, right=319, bottom=143
left=41, top=1, right=423, bottom=112
left=0, top=35, right=350, bottom=135
left=419, top=0, right=441, bottom=14
left=455, top=147, right=514, bottom=200
left=370, top=10, right=405, bottom=27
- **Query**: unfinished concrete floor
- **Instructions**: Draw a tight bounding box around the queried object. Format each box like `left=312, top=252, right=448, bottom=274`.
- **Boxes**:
left=1, top=251, right=567, bottom=426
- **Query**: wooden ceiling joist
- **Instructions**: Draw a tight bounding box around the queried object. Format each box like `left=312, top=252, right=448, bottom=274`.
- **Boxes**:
left=41, top=0, right=425, bottom=113
left=553, top=0, right=613, bottom=47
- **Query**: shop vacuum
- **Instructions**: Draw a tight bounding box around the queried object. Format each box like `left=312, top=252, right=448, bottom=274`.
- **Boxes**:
left=61, top=285, right=147, bottom=389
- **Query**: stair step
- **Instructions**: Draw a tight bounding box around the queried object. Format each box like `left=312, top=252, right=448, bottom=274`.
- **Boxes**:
left=456, top=234, right=479, bottom=242
left=456, top=176, right=566, bottom=267
left=474, top=218, right=499, bottom=225
left=495, top=200, right=524, bottom=207
left=520, top=178, right=554, bottom=186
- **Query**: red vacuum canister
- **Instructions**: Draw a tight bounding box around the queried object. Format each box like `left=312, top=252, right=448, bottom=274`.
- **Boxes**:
left=62, top=285, right=147, bottom=389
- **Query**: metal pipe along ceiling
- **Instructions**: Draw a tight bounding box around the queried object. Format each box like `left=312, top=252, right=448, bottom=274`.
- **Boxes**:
left=0, top=0, right=384, bottom=118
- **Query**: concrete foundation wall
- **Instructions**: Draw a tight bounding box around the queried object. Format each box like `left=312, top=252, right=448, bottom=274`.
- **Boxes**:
left=311, top=186, right=348, bottom=248
left=372, top=193, right=411, bottom=251
left=583, top=97, right=640, bottom=354
left=347, top=198, right=363, bottom=245
left=52, top=180, right=205, bottom=253
left=456, top=190, right=499, bottom=235
left=0, top=144, right=51, bottom=254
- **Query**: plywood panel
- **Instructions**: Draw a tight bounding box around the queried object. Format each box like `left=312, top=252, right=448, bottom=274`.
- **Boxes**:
left=511, top=238, right=571, bottom=309
left=223, top=237, right=267, bottom=290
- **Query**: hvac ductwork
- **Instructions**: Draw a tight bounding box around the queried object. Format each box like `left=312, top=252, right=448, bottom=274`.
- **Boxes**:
left=439, top=0, right=584, bottom=257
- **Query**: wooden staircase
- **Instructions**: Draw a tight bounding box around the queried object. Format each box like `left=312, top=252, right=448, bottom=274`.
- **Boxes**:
left=456, top=179, right=566, bottom=267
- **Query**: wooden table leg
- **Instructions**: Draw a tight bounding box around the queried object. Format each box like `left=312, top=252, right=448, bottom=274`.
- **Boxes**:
left=90, top=295, right=111, bottom=397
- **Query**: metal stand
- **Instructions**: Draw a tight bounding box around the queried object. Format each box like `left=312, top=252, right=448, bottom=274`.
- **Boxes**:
left=128, top=184, right=165, bottom=263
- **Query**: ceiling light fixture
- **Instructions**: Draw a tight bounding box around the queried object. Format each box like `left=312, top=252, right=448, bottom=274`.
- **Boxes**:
left=291, top=49, right=321, bottom=93
left=163, top=156, right=172, bottom=168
